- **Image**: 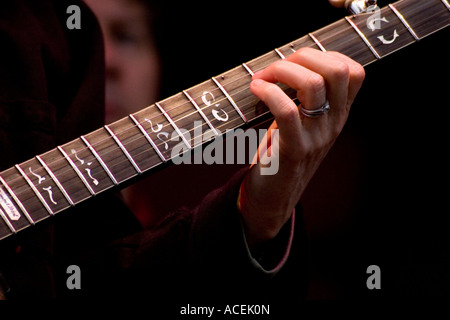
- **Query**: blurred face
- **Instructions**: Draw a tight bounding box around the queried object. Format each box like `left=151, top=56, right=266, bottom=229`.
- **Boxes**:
left=85, top=0, right=160, bottom=124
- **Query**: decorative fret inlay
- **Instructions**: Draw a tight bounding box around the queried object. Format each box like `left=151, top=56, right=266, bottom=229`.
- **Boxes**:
left=389, top=4, right=420, bottom=41
left=58, top=146, right=96, bottom=195
left=158, top=93, right=211, bottom=149
left=314, top=18, right=377, bottom=66
left=211, top=77, right=248, bottom=124
left=15, top=164, right=54, bottom=215
left=155, top=102, right=192, bottom=150
left=184, top=79, right=246, bottom=133
left=348, top=5, right=417, bottom=58
left=0, top=166, right=50, bottom=226
left=0, top=208, right=15, bottom=233
left=128, top=114, right=167, bottom=163
left=36, top=155, right=75, bottom=206
left=80, top=136, right=120, bottom=186
left=183, top=90, right=219, bottom=136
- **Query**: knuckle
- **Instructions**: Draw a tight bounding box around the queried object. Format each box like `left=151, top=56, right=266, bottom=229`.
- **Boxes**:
left=258, top=82, right=298, bottom=122
left=331, top=61, right=350, bottom=82
left=306, top=73, right=325, bottom=96
left=354, top=64, right=366, bottom=83
left=266, top=60, right=287, bottom=82
left=278, top=98, right=299, bottom=121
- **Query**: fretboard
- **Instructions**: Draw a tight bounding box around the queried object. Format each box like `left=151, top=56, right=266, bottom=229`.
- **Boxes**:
left=0, top=0, right=449, bottom=241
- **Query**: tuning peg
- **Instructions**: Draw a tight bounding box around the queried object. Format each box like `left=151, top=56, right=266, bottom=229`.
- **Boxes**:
left=345, top=0, right=378, bottom=14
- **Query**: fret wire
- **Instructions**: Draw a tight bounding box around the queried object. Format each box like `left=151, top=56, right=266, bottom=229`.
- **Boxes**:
left=104, top=125, right=142, bottom=175
left=128, top=114, right=167, bottom=162
left=183, top=90, right=219, bottom=136
left=389, top=4, right=420, bottom=41
left=155, top=102, right=192, bottom=150
left=442, top=0, right=450, bottom=11
left=308, top=33, right=327, bottom=52
left=0, top=208, right=16, bottom=233
left=211, top=77, right=248, bottom=123
left=242, top=63, right=254, bottom=76
left=289, top=43, right=297, bottom=53
left=80, top=135, right=120, bottom=185
left=274, top=48, right=286, bottom=59
left=15, top=164, right=54, bottom=215
left=57, top=146, right=97, bottom=195
left=345, top=16, right=381, bottom=60
left=307, top=24, right=369, bottom=61
left=36, top=155, right=75, bottom=206
left=0, top=176, right=34, bottom=224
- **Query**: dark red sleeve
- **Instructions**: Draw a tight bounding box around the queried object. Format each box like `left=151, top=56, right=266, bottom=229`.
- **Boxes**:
left=97, top=168, right=308, bottom=313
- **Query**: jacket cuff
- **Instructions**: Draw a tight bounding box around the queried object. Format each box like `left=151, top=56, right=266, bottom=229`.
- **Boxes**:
left=241, top=209, right=296, bottom=274
left=190, top=167, right=298, bottom=279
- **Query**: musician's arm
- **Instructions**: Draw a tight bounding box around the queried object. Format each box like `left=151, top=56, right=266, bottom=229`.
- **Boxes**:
left=239, top=48, right=365, bottom=250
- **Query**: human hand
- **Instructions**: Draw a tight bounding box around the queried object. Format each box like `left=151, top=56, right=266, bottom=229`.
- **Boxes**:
left=239, top=48, right=365, bottom=248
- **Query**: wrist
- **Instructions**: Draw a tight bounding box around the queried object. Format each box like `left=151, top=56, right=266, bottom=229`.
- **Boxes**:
left=237, top=177, right=294, bottom=248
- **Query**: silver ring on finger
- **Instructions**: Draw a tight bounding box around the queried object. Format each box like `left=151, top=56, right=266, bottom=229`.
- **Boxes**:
left=300, top=100, right=330, bottom=118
